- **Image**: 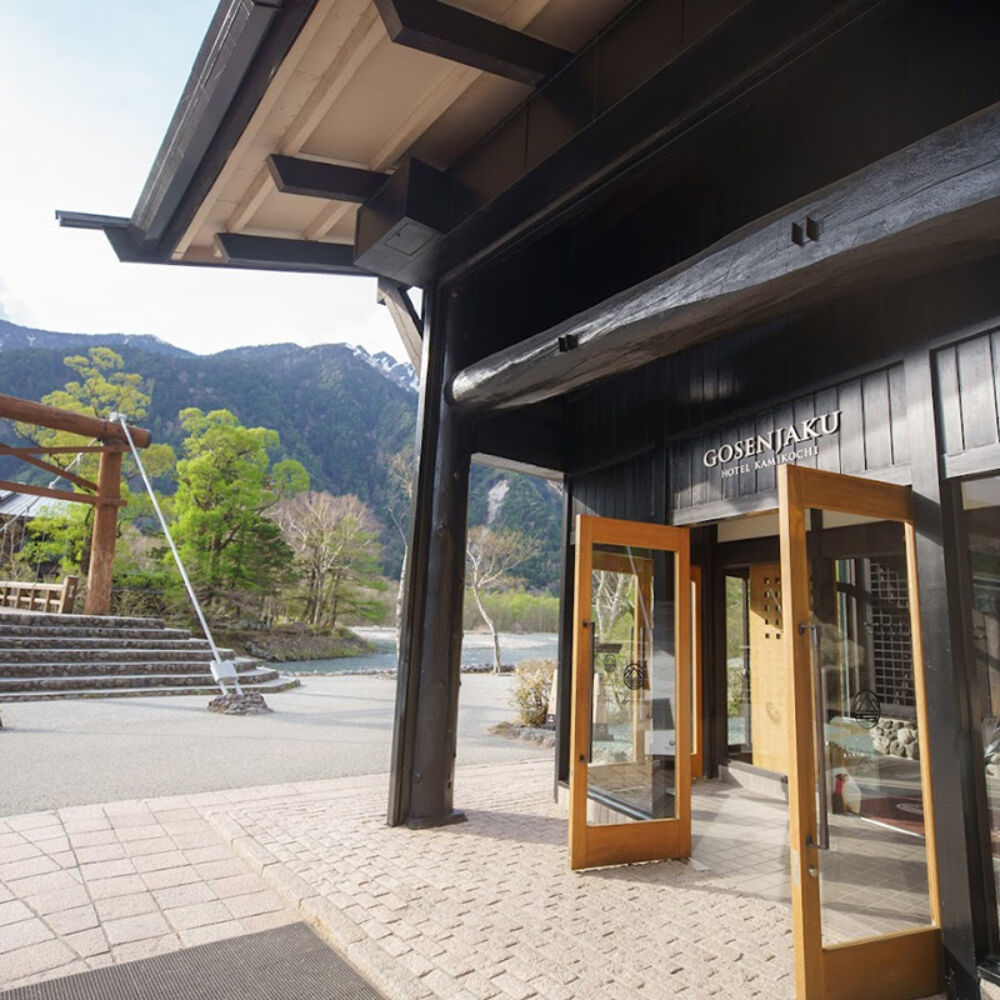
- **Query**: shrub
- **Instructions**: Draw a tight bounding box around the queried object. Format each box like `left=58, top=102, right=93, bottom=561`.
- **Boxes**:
left=511, top=658, right=556, bottom=728
left=462, top=589, right=559, bottom=632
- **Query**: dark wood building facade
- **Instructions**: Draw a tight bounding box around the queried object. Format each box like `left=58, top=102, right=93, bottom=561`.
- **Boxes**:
left=63, top=1, right=1000, bottom=996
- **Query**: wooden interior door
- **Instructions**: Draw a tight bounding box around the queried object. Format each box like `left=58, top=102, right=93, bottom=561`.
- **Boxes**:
left=748, top=562, right=787, bottom=774
left=569, top=514, right=691, bottom=870
left=777, top=465, right=942, bottom=1000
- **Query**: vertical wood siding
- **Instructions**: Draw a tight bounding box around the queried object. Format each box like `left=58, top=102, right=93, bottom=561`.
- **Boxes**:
left=935, top=329, right=1000, bottom=468
left=669, top=364, right=908, bottom=522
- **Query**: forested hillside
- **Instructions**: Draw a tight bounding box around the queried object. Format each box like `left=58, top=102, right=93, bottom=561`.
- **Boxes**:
left=0, top=321, right=562, bottom=589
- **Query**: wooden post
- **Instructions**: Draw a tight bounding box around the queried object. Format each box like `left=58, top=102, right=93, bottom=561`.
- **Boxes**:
left=84, top=449, right=123, bottom=616
left=59, top=577, right=79, bottom=615
left=388, top=286, right=472, bottom=828
left=904, top=342, right=987, bottom=996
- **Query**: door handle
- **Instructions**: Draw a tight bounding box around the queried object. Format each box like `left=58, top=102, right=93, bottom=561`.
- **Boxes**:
left=799, top=622, right=829, bottom=851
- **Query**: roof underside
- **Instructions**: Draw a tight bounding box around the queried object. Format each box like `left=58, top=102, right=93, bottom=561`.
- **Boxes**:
left=61, top=0, right=767, bottom=289
left=172, top=0, right=631, bottom=265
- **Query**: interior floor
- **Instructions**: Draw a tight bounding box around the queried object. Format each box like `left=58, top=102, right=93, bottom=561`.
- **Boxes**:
left=691, top=776, right=931, bottom=944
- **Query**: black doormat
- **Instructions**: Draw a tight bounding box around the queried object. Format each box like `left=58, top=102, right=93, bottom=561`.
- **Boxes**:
left=0, top=923, right=387, bottom=1000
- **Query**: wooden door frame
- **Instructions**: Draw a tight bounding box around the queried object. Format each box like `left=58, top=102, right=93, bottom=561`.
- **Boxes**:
left=691, top=565, right=704, bottom=779
left=778, top=464, right=942, bottom=1000
left=569, top=513, right=691, bottom=870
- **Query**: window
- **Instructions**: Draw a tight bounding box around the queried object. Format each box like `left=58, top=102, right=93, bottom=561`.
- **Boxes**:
left=960, top=475, right=1000, bottom=933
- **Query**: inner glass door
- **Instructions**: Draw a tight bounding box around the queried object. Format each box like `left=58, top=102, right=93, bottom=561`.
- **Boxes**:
left=778, top=465, right=942, bottom=1000
left=569, top=514, right=690, bottom=870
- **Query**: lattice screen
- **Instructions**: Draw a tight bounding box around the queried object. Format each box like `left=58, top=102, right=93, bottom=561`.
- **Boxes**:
left=870, top=557, right=915, bottom=711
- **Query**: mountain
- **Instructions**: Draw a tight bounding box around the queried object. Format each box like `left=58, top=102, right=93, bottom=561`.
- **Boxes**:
left=0, top=319, right=190, bottom=359
left=217, top=342, right=419, bottom=394
left=0, top=321, right=562, bottom=588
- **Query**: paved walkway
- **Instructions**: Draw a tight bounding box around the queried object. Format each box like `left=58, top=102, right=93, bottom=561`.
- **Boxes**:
left=0, top=761, right=972, bottom=999
left=0, top=674, right=548, bottom=814
left=0, top=796, right=298, bottom=987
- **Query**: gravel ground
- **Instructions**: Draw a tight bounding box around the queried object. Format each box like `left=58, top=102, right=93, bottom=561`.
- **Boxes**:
left=0, top=673, right=550, bottom=816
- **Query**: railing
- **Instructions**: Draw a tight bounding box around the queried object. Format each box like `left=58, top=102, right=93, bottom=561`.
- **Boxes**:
left=0, top=576, right=79, bottom=615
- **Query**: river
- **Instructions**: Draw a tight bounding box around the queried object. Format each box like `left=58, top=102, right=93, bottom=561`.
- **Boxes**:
left=281, top=627, right=558, bottom=675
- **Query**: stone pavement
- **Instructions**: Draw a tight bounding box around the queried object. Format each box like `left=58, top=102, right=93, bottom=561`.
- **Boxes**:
left=211, top=761, right=796, bottom=1000
left=0, top=795, right=297, bottom=989
left=0, top=759, right=963, bottom=999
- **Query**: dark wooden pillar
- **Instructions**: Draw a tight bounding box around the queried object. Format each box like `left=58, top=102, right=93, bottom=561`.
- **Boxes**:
left=84, top=448, right=122, bottom=616
left=388, top=287, right=472, bottom=828
left=905, top=343, right=988, bottom=1000
left=554, top=483, right=574, bottom=793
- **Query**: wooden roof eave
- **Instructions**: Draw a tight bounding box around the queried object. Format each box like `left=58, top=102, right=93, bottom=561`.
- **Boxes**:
left=53, top=0, right=576, bottom=274
left=57, top=0, right=321, bottom=265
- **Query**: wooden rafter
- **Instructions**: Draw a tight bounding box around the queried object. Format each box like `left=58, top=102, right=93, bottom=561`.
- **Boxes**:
left=0, top=444, right=97, bottom=493
left=0, top=479, right=120, bottom=508
left=373, top=0, right=569, bottom=87
left=215, top=233, right=370, bottom=275
left=0, top=445, right=121, bottom=456
left=267, top=155, right=387, bottom=203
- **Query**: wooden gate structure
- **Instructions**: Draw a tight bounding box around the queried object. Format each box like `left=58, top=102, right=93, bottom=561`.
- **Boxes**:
left=0, top=393, right=151, bottom=615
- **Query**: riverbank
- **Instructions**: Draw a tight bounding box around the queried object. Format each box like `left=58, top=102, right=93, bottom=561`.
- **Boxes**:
left=282, top=628, right=557, bottom=675
left=214, top=624, right=375, bottom=663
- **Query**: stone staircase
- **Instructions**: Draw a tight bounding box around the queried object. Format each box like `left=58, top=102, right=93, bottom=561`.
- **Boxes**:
left=0, top=610, right=299, bottom=701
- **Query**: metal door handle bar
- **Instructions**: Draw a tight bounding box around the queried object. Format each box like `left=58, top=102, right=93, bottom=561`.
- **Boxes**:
left=585, top=620, right=595, bottom=764
left=799, top=622, right=829, bottom=851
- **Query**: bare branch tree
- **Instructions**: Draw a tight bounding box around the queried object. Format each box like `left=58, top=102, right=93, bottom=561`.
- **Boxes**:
left=273, top=491, right=382, bottom=628
left=593, top=571, right=632, bottom=640
left=465, top=526, right=533, bottom=673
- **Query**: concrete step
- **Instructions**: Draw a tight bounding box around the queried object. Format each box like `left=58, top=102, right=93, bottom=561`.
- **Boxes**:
left=0, top=611, right=294, bottom=704
left=0, top=610, right=164, bottom=629
left=0, top=666, right=284, bottom=693
left=0, top=675, right=301, bottom=702
left=0, top=658, right=265, bottom=678
left=0, top=624, right=192, bottom=641
left=0, top=636, right=214, bottom=652
left=0, top=646, right=238, bottom=665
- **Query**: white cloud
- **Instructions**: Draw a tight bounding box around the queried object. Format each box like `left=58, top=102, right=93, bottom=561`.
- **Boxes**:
left=0, top=1, right=410, bottom=361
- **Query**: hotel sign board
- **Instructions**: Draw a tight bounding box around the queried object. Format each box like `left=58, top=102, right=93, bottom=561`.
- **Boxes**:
left=702, top=410, right=842, bottom=478
left=668, top=362, right=908, bottom=522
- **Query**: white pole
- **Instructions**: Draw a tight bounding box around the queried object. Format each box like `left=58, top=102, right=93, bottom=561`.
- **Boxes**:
left=112, top=415, right=240, bottom=696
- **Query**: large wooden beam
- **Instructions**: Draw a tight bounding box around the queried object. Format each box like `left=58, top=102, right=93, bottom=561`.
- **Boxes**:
left=215, top=233, right=370, bottom=275
left=267, top=155, right=387, bottom=203
left=374, top=0, right=569, bottom=87
left=450, top=101, right=1000, bottom=412
left=0, top=394, right=151, bottom=448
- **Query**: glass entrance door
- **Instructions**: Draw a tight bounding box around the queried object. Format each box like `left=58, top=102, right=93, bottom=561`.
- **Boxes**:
left=569, top=514, right=691, bottom=870
left=778, top=465, right=942, bottom=1000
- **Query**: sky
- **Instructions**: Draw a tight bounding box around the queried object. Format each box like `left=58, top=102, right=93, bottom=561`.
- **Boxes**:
left=0, top=1, right=407, bottom=361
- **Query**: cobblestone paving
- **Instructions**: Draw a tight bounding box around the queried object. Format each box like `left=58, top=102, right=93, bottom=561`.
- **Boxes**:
left=0, top=760, right=952, bottom=999
left=0, top=794, right=297, bottom=990
left=211, top=762, right=798, bottom=1000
